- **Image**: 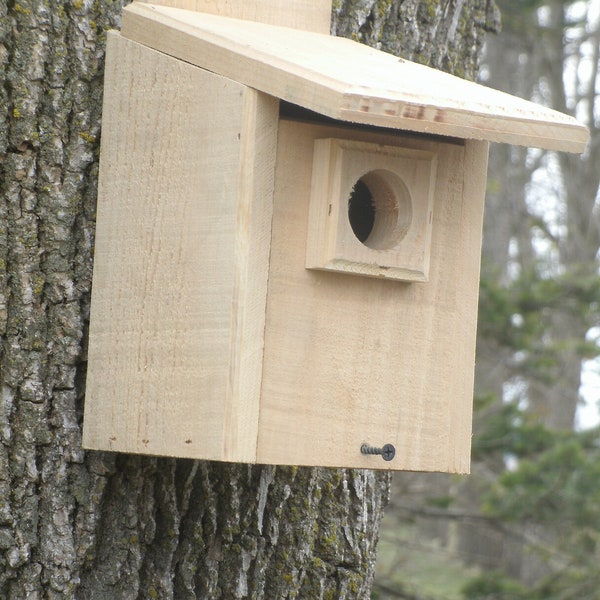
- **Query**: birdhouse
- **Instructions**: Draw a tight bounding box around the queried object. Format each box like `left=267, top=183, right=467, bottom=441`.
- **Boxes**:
left=82, top=1, right=588, bottom=472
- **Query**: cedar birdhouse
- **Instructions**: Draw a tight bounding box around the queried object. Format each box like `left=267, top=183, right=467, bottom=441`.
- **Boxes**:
left=82, top=1, right=588, bottom=472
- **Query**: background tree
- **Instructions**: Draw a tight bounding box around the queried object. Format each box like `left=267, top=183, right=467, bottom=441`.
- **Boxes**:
left=0, top=0, right=495, bottom=598
left=480, top=0, right=600, bottom=431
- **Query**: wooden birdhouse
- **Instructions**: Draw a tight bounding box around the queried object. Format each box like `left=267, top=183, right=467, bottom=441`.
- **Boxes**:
left=82, top=1, right=588, bottom=472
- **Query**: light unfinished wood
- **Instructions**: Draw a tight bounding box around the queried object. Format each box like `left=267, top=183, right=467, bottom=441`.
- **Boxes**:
left=306, top=138, right=437, bottom=281
left=121, top=2, right=588, bottom=153
left=83, top=33, right=279, bottom=461
left=137, top=0, right=332, bottom=33
left=256, top=120, right=488, bottom=472
left=85, top=2, right=562, bottom=471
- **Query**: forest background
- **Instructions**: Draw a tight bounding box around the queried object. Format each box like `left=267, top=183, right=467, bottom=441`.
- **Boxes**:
left=373, top=0, right=600, bottom=598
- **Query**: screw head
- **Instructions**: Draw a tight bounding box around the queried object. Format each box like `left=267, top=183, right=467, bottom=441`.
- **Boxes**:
left=381, top=444, right=396, bottom=461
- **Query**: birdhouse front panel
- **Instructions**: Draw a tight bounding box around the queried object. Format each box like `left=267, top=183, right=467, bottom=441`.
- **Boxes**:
left=256, top=119, right=488, bottom=472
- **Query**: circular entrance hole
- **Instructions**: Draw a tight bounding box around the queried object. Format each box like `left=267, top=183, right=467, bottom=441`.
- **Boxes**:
left=347, top=170, right=412, bottom=250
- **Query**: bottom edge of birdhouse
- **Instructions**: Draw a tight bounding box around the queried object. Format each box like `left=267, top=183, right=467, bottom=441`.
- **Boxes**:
left=80, top=437, right=470, bottom=474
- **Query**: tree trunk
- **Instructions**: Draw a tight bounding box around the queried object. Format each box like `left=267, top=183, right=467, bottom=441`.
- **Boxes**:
left=0, top=1, right=495, bottom=597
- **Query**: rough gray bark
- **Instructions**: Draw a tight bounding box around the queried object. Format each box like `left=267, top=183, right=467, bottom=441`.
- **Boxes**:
left=0, top=1, right=495, bottom=597
left=332, top=0, right=500, bottom=79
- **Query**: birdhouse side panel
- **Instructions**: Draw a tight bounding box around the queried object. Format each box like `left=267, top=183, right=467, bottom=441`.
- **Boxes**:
left=83, top=34, right=277, bottom=461
left=257, top=120, right=486, bottom=472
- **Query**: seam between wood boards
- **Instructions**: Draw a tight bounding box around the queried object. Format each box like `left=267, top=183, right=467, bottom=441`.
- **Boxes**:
left=253, top=109, right=283, bottom=466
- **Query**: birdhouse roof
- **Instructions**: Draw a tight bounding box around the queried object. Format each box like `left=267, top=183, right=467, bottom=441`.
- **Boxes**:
left=121, top=2, right=589, bottom=153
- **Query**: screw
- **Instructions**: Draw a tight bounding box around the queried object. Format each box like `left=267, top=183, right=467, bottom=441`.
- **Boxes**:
left=360, top=443, right=396, bottom=462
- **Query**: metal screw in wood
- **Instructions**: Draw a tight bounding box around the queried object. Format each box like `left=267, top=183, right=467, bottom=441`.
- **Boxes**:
left=360, top=443, right=396, bottom=461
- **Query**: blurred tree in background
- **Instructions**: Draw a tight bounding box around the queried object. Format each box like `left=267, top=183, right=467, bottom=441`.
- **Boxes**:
left=374, top=0, right=600, bottom=598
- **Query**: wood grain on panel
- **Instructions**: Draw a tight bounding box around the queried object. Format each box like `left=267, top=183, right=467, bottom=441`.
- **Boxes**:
left=83, top=33, right=278, bottom=461
left=257, top=120, right=485, bottom=472
left=223, top=86, right=279, bottom=461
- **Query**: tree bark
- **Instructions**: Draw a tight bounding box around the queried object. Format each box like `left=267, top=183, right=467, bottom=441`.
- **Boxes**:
left=332, top=0, right=500, bottom=80
left=0, top=1, right=495, bottom=597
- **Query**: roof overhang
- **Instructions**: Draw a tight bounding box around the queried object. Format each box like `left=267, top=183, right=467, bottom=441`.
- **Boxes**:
left=121, top=2, right=589, bottom=153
